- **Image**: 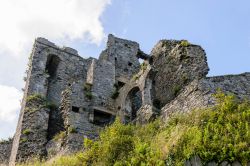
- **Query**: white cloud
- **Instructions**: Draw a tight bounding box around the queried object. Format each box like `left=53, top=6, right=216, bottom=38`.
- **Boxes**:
left=0, top=0, right=111, bottom=139
left=0, top=0, right=111, bottom=56
left=0, top=85, right=22, bottom=139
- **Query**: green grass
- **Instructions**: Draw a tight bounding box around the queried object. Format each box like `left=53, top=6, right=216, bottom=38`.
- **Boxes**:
left=19, top=92, right=250, bottom=165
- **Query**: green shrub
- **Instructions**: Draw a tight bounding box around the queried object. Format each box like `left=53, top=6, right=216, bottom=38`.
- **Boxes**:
left=22, top=129, right=31, bottom=135
left=180, top=40, right=190, bottom=47
left=140, top=62, right=148, bottom=72
left=26, top=94, right=45, bottom=102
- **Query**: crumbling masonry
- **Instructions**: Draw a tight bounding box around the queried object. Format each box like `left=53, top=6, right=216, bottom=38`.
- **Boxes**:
left=1, top=35, right=249, bottom=165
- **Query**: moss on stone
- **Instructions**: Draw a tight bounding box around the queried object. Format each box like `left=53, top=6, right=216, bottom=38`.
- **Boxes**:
left=26, top=94, right=45, bottom=102
left=53, top=131, right=66, bottom=141
left=173, top=85, right=181, bottom=97
left=180, top=40, right=190, bottom=47
left=20, top=138, right=28, bottom=144
left=22, top=129, right=31, bottom=135
left=68, top=126, right=77, bottom=134
left=83, top=83, right=93, bottom=100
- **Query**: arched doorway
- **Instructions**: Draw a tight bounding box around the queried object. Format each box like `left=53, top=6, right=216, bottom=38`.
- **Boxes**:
left=124, top=87, right=142, bottom=122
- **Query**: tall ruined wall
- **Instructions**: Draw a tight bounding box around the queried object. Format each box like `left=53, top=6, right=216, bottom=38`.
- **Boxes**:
left=9, top=38, right=91, bottom=165
left=9, top=34, right=144, bottom=165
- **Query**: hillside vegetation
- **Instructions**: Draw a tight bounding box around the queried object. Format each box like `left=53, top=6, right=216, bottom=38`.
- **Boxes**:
left=19, top=92, right=250, bottom=166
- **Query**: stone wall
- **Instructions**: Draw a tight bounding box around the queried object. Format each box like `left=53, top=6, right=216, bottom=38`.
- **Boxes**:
left=0, top=139, right=12, bottom=165
left=101, top=34, right=141, bottom=81
left=161, top=73, right=250, bottom=119
left=9, top=38, right=91, bottom=165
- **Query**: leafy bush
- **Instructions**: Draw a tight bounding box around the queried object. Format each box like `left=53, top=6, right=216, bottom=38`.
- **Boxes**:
left=180, top=40, right=190, bottom=47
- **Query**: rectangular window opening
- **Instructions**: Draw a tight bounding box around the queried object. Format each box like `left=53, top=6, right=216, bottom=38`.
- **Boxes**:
left=72, top=106, right=80, bottom=113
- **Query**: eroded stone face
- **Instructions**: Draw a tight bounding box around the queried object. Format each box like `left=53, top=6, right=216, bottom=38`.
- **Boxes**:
left=151, top=40, right=209, bottom=107
left=161, top=73, right=250, bottom=120
left=0, top=139, right=12, bottom=165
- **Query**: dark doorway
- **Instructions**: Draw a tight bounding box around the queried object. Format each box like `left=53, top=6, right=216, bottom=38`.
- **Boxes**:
left=125, top=87, right=142, bottom=122
left=93, top=109, right=114, bottom=127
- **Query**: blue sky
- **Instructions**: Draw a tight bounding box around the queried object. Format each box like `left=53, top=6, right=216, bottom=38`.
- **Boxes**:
left=0, top=0, right=249, bottom=139
left=77, top=0, right=250, bottom=76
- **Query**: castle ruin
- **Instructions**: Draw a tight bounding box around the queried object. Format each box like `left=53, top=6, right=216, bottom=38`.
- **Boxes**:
left=0, top=34, right=250, bottom=165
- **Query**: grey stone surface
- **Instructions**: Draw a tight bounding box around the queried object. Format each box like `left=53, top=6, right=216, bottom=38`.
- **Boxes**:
left=220, top=161, right=230, bottom=166
left=135, top=104, right=159, bottom=124
left=151, top=40, right=209, bottom=107
left=232, top=161, right=242, bottom=166
left=207, top=161, right=217, bottom=166
left=161, top=73, right=250, bottom=120
left=190, top=155, right=202, bottom=166
left=0, top=139, right=12, bottom=165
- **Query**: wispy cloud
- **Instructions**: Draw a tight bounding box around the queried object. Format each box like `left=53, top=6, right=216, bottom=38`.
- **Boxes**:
left=0, top=0, right=111, bottom=56
left=0, top=85, right=22, bottom=139
left=0, top=0, right=111, bottom=139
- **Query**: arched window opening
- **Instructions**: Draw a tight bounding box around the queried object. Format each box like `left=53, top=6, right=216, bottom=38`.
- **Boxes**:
left=125, top=87, right=142, bottom=122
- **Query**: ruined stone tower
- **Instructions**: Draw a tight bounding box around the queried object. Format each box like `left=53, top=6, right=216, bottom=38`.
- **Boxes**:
left=1, top=35, right=249, bottom=165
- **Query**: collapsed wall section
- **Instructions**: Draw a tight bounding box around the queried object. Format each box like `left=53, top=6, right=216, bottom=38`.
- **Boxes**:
left=161, top=73, right=250, bottom=119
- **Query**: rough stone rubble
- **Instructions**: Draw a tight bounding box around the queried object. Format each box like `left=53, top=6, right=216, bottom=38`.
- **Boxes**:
left=1, top=35, right=249, bottom=165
